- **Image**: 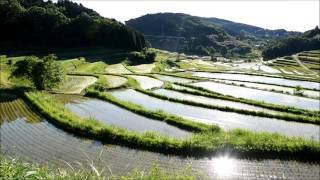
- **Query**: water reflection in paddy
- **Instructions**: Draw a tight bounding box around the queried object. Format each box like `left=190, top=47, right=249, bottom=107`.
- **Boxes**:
left=153, top=89, right=280, bottom=114
left=193, top=81, right=320, bottom=111
left=1, top=98, right=319, bottom=179
left=111, top=89, right=320, bottom=141
left=193, top=72, right=320, bottom=90
left=63, top=96, right=190, bottom=138
left=214, top=79, right=320, bottom=99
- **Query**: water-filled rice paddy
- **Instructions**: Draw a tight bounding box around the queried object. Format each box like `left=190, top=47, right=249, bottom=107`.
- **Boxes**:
left=213, top=79, right=320, bottom=98
left=192, top=81, right=320, bottom=110
left=63, top=95, right=190, bottom=138
left=56, top=75, right=97, bottom=94
left=1, top=96, right=319, bottom=179
left=129, top=75, right=163, bottom=89
left=102, top=75, right=127, bottom=88
left=193, top=72, right=320, bottom=90
left=105, top=63, right=131, bottom=74
left=153, top=89, right=281, bottom=114
left=111, top=89, right=320, bottom=141
left=129, top=63, right=155, bottom=73
left=152, top=74, right=194, bottom=83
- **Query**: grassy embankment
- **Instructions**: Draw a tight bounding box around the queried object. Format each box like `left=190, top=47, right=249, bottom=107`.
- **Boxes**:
left=22, top=88, right=320, bottom=160
left=0, top=156, right=203, bottom=179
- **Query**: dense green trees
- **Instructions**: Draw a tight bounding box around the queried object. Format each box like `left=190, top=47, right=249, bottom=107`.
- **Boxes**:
left=13, top=54, right=65, bottom=90
left=127, top=49, right=157, bottom=65
left=262, top=26, right=320, bottom=60
left=0, top=0, right=147, bottom=51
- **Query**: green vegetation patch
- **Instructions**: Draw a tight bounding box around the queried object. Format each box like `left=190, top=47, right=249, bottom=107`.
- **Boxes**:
left=0, top=156, right=204, bottom=180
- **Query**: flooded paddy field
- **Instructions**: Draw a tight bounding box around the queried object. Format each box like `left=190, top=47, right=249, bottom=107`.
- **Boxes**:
left=153, top=88, right=282, bottom=114
left=129, top=75, right=163, bottom=89
left=1, top=97, right=319, bottom=179
left=62, top=95, right=190, bottom=138
left=192, top=81, right=320, bottom=110
left=193, top=72, right=320, bottom=90
left=56, top=75, right=97, bottom=94
left=111, top=89, right=320, bottom=141
left=152, top=74, right=194, bottom=83
left=102, top=75, right=127, bottom=88
left=212, top=79, right=320, bottom=99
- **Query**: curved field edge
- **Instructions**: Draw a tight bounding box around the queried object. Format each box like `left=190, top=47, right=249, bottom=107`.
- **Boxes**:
left=22, top=90, right=320, bottom=161
left=0, top=156, right=204, bottom=179
left=175, top=83, right=320, bottom=117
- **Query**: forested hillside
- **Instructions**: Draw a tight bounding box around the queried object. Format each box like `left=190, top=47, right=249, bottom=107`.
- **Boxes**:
left=0, top=0, right=148, bottom=51
left=126, top=13, right=252, bottom=57
left=126, top=13, right=302, bottom=57
left=262, top=26, right=320, bottom=60
left=205, top=17, right=300, bottom=39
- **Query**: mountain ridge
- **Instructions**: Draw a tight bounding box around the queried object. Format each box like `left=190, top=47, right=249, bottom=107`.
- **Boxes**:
left=126, top=13, right=301, bottom=56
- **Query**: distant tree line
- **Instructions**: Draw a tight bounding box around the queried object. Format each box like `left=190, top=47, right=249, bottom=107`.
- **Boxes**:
left=262, top=26, right=320, bottom=60
left=0, top=0, right=148, bottom=51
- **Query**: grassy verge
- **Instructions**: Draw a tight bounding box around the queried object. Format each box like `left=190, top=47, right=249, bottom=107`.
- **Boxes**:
left=0, top=156, right=204, bottom=179
left=175, top=83, right=320, bottom=117
left=23, top=90, right=320, bottom=160
left=136, top=88, right=320, bottom=125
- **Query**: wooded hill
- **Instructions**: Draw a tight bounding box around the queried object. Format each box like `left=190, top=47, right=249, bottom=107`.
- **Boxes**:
left=126, top=13, right=300, bottom=57
left=262, top=26, right=320, bottom=60
left=0, top=0, right=148, bottom=51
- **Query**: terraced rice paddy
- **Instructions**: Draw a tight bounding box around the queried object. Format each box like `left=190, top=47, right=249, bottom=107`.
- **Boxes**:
left=102, top=75, right=127, bottom=88
left=129, top=75, right=163, bottom=89
left=153, top=89, right=281, bottom=114
left=152, top=74, right=194, bottom=83
left=111, top=89, right=320, bottom=140
left=56, top=75, right=97, bottom=94
left=193, top=72, right=320, bottom=90
left=1, top=51, right=320, bottom=178
left=1, top=96, right=319, bottom=179
left=63, top=95, right=190, bottom=138
left=129, top=63, right=155, bottom=73
left=193, top=81, right=320, bottom=110
left=213, top=79, right=320, bottom=98
left=75, top=61, right=107, bottom=73
left=105, top=63, right=131, bottom=74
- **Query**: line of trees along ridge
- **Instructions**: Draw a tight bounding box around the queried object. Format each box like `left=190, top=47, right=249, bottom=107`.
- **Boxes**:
left=0, top=0, right=148, bottom=51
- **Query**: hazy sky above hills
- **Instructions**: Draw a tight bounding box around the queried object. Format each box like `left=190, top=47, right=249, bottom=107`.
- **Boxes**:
left=72, top=0, right=319, bottom=32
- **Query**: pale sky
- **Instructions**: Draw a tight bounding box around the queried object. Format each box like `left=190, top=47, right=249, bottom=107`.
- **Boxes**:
left=71, top=0, right=319, bottom=32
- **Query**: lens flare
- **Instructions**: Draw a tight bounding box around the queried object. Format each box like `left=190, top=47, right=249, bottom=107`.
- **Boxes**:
left=212, top=156, right=236, bottom=177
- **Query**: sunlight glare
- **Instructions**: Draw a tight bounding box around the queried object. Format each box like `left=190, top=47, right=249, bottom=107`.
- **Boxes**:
left=212, top=156, right=236, bottom=177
